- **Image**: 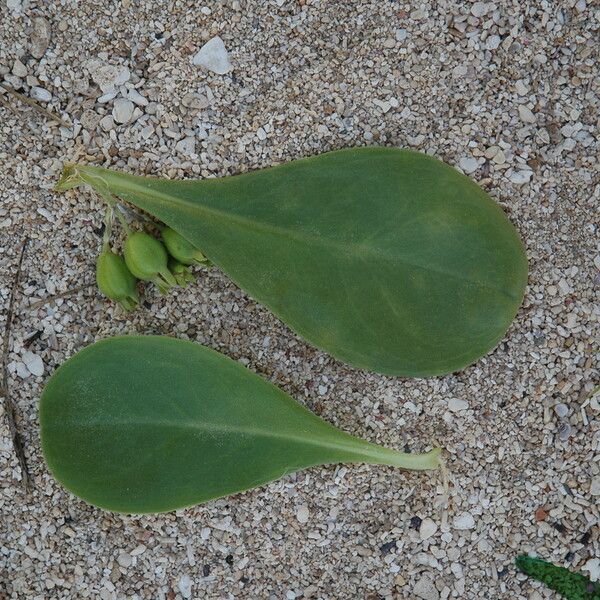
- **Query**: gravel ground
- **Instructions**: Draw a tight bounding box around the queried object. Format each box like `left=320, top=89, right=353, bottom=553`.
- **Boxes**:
left=1, top=1, right=598, bottom=599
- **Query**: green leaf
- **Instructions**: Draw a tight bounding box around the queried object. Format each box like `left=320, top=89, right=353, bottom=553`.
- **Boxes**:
left=56, top=148, right=527, bottom=376
left=40, top=336, right=442, bottom=513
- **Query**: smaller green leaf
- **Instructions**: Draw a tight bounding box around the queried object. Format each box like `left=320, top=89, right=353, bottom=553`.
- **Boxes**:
left=40, top=336, right=441, bottom=513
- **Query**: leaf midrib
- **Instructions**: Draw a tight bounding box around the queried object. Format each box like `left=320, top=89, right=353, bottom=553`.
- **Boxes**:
left=48, top=418, right=394, bottom=462
left=96, top=169, right=518, bottom=300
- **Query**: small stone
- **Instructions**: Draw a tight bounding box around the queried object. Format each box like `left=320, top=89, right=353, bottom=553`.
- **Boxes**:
left=80, top=109, right=101, bottom=130
left=470, top=2, right=490, bottom=17
left=413, top=575, right=439, bottom=600
left=127, top=88, right=148, bottom=107
left=554, top=403, right=569, bottom=418
left=200, top=527, right=211, bottom=540
left=22, top=351, right=44, bottom=376
left=175, top=137, right=196, bottom=156
left=419, top=518, right=438, bottom=541
left=575, top=0, right=587, bottom=13
left=459, top=157, right=479, bottom=174
left=91, top=64, right=131, bottom=93
left=395, top=28, right=408, bottom=42
left=112, top=98, right=134, bottom=124
left=30, top=87, right=52, bottom=102
left=534, top=507, right=548, bottom=522
left=296, top=505, right=309, bottom=524
left=117, top=552, right=132, bottom=567
left=564, top=313, right=577, bottom=329
left=453, top=512, right=475, bottom=530
left=514, top=80, right=529, bottom=96
left=485, top=35, right=501, bottom=50
left=7, top=0, right=22, bottom=14
left=508, top=170, right=532, bottom=185
left=448, top=398, right=469, bottom=412
left=557, top=278, right=571, bottom=295
left=518, top=105, right=536, bottom=124
left=12, top=59, right=27, bottom=78
left=557, top=422, right=571, bottom=441
left=582, top=558, right=600, bottom=582
left=589, top=476, right=600, bottom=496
left=181, top=93, right=211, bottom=109
left=383, top=37, right=396, bottom=49
left=192, top=36, right=232, bottom=74
left=452, top=65, right=468, bottom=78
left=492, top=150, right=506, bottom=164
left=30, top=17, right=51, bottom=59
left=256, top=127, right=267, bottom=141
left=99, top=115, right=115, bottom=131
left=178, top=575, right=192, bottom=599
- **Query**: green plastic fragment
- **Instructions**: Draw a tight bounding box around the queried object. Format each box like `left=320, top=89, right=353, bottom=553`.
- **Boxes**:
left=516, top=555, right=600, bottom=600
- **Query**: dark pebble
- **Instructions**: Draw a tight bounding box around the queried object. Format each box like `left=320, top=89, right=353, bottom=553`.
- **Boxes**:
left=379, top=540, right=397, bottom=555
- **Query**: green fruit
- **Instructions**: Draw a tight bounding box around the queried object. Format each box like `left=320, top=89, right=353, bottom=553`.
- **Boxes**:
left=96, top=251, right=138, bottom=311
left=162, top=227, right=207, bottom=265
left=169, top=259, right=195, bottom=288
left=124, top=231, right=176, bottom=292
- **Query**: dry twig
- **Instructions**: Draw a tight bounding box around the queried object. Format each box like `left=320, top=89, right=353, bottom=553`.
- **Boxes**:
left=28, top=282, right=97, bottom=310
left=1, top=238, right=31, bottom=492
left=0, top=82, right=70, bottom=127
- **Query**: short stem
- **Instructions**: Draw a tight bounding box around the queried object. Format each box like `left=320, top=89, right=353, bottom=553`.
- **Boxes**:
left=360, top=446, right=442, bottom=471
left=114, top=208, right=131, bottom=233
left=102, top=207, right=113, bottom=249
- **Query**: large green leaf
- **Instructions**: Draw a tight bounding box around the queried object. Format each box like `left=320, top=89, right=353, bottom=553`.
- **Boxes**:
left=40, top=336, right=441, bottom=513
left=56, top=148, right=527, bottom=376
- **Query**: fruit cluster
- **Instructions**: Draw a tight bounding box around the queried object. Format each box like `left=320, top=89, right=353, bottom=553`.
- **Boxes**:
left=96, top=222, right=208, bottom=311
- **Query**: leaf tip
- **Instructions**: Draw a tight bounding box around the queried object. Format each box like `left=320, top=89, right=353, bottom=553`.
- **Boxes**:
left=55, top=163, right=84, bottom=192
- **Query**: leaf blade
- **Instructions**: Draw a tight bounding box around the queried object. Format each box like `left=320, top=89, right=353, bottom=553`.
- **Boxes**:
left=40, top=336, right=440, bottom=513
left=59, top=147, right=528, bottom=376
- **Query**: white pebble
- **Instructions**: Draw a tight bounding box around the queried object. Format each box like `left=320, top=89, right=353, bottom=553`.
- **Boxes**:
left=583, top=558, right=600, bottom=582
left=395, top=28, right=408, bottom=42
left=470, top=2, right=490, bottom=17
left=175, top=137, right=196, bottom=156
left=256, top=126, right=267, bottom=141
left=419, top=518, right=438, bottom=541
left=7, top=0, right=22, bottom=14
left=30, top=87, right=52, bottom=102
left=116, top=552, right=132, bottom=567
left=553, top=403, right=569, bottom=418
left=518, top=105, right=536, bottom=124
left=590, top=476, right=600, bottom=496
left=453, top=512, right=475, bottom=530
left=200, top=527, right=211, bottom=540
left=485, top=35, right=501, bottom=50
left=508, top=170, right=532, bottom=185
left=178, top=575, right=192, bottom=599
left=91, top=64, right=130, bottom=93
left=127, top=88, right=148, bottom=107
left=514, top=80, right=529, bottom=96
left=99, top=115, right=115, bottom=131
left=296, top=505, right=310, bottom=524
left=192, top=36, right=232, bottom=74
left=448, top=398, right=469, bottom=412
left=112, top=98, right=134, bottom=124
left=12, top=59, right=27, bottom=78
left=22, top=351, right=44, bottom=377
left=459, top=157, right=479, bottom=174
left=413, top=575, right=439, bottom=600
